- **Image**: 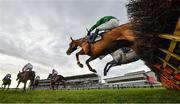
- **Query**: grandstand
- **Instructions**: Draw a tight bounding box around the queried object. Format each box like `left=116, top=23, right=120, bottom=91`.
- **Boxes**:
left=103, top=71, right=161, bottom=88
left=33, top=71, right=161, bottom=90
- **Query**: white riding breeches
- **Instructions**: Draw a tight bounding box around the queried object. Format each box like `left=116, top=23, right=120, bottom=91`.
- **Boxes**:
left=96, top=19, right=119, bottom=31
left=23, top=64, right=33, bottom=71
left=52, top=71, right=58, bottom=76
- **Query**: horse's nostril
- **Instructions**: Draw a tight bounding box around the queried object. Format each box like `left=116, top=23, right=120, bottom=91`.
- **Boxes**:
left=66, top=51, right=71, bottom=55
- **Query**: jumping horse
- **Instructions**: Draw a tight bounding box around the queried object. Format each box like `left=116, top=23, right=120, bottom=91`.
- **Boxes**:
left=16, top=71, right=35, bottom=91
left=66, top=23, right=135, bottom=73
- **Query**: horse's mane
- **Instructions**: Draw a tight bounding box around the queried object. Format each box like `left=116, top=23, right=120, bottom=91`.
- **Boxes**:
left=77, top=36, right=87, bottom=41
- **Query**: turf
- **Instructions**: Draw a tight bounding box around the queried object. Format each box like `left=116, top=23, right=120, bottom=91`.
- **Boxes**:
left=0, top=88, right=179, bottom=103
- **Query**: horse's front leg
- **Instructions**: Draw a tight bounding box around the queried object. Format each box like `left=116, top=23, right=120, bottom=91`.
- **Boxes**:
left=16, top=81, right=20, bottom=90
left=7, top=85, right=10, bottom=90
left=1, top=84, right=3, bottom=89
left=86, top=56, right=97, bottom=73
left=76, top=50, right=85, bottom=68
left=3, top=85, right=6, bottom=90
left=23, top=82, right=27, bottom=91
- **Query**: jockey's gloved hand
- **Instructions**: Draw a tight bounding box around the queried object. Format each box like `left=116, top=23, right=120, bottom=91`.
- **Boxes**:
left=87, top=31, right=91, bottom=36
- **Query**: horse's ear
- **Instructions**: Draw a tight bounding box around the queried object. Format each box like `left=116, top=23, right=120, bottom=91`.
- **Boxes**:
left=70, top=37, right=73, bottom=41
left=19, top=71, right=20, bottom=73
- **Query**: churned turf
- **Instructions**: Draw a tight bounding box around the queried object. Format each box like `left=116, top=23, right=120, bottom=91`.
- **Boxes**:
left=0, top=88, right=179, bottom=103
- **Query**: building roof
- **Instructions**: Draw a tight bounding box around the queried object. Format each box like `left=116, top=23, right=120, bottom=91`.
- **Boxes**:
left=104, top=71, right=146, bottom=80
left=124, top=71, right=146, bottom=76
left=65, top=73, right=99, bottom=80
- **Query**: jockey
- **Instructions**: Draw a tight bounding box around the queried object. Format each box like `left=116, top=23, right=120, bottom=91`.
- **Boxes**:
left=87, top=16, right=119, bottom=43
left=2, top=74, right=11, bottom=81
left=22, top=62, right=33, bottom=72
left=52, top=69, right=58, bottom=79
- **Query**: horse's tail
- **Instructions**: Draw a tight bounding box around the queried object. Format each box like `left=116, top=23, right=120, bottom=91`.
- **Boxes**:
left=30, top=71, right=36, bottom=86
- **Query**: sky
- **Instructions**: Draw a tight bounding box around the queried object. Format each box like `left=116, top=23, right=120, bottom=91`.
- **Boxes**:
left=0, top=0, right=150, bottom=88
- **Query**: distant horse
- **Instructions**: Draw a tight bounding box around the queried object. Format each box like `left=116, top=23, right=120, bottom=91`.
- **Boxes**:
left=1, top=78, right=11, bottom=90
left=103, top=48, right=140, bottom=76
left=66, top=23, right=135, bottom=73
left=32, top=76, right=40, bottom=89
left=16, top=71, right=35, bottom=91
left=47, top=74, right=66, bottom=90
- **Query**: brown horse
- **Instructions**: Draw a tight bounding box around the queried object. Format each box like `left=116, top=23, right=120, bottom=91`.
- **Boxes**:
left=16, top=71, right=35, bottom=91
left=47, top=74, right=66, bottom=90
left=66, top=23, right=136, bottom=73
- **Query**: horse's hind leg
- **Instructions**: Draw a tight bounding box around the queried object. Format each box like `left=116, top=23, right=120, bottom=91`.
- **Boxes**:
left=104, top=60, right=114, bottom=76
left=105, top=64, right=117, bottom=76
left=105, top=60, right=119, bottom=76
left=29, top=80, right=34, bottom=90
left=7, top=85, right=10, bottom=90
left=51, top=82, right=55, bottom=90
left=86, top=56, right=97, bottom=73
left=56, top=82, right=59, bottom=90
left=23, top=82, right=27, bottom=91
left=52, top=85, right=55, bottom=90
left=61, top=81, right=66, bottom=88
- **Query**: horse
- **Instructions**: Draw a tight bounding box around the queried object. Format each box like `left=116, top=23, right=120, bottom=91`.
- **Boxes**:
left=103, top=47, right=140, bottom=76
left=16, top=71, right=35, bottom=91
left=47, top=74, right=66, bottom=90
left=1, top=78, right=11, bottom=90
left=66, top=23, right=135, bottom=73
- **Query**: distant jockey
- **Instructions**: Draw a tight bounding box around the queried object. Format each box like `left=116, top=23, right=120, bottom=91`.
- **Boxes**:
left=22, top=63, right=33, bottom=72
left=52, top=69, right=58, bottom=80
left=87, top=16, right=119, bottom=43
left=2, top=73, right=11, bottom=81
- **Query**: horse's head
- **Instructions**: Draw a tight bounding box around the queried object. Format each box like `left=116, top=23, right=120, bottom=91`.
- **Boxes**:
left=66, top=37, right=79, bottom=55
left=16, top=71, right=22, bottom=80
left=47, top=73, right=52, bottom=79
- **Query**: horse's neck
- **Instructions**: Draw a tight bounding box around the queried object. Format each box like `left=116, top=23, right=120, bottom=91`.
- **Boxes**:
left=77, top=38, right=86, bottom=46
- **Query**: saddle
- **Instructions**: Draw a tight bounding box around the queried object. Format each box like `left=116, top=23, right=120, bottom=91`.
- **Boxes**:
left=52, top=74, right=58, bottom=81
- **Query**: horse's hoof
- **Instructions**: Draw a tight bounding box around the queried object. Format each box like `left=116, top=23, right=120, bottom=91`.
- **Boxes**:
left=91, top=69, right=97, bottom=73
left=78, top=63, right=83, bottom=68
left=104, top=72, right=107, bottom=76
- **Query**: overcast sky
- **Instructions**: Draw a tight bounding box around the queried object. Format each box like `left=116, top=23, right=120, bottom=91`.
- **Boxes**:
left=0, top=0, right=150, bottom=88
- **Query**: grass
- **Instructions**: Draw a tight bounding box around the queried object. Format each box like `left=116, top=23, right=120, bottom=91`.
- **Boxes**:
left=0, top=88, right=179, bottom=103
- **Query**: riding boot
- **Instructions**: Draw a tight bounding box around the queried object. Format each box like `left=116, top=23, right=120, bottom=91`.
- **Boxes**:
left=91, top=29, right=99, bottom=43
